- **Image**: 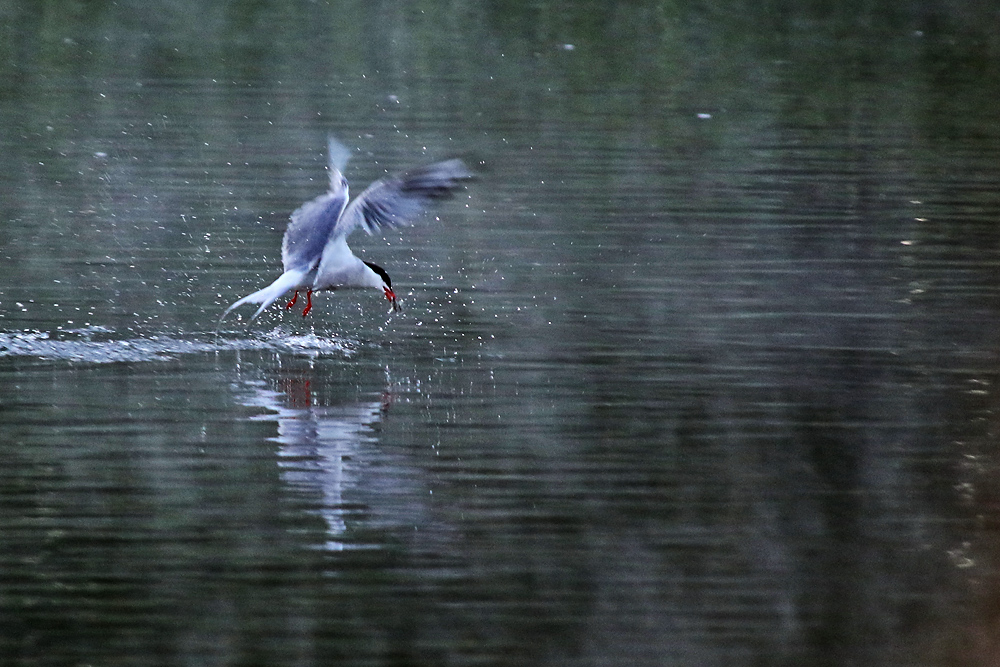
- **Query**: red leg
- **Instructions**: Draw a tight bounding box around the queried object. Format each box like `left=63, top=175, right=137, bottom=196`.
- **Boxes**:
left=302, top=289, right=313, bottom=317
left=285, top=291, right=299, bottom=310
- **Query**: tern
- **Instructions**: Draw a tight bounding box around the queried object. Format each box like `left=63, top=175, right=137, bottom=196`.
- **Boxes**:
left=219, top=136, right=472, bottom=325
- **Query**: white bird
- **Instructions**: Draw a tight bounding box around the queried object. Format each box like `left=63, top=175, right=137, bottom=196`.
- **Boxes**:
left=219, top=136, right=472, bottom=325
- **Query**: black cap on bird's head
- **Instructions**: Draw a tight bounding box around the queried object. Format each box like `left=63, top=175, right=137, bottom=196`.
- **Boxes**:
left=364, top=261, right=400, bottom=312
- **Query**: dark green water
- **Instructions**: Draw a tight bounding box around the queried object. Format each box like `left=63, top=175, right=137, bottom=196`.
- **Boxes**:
left=2, top=2, right=1000, bottom=665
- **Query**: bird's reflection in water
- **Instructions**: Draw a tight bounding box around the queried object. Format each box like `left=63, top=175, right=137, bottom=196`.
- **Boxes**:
left=236, top=371, right=392, bottom=551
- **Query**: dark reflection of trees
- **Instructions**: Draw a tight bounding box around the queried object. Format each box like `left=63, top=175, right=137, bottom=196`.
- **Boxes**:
left=459, top=3, right=1000, bottom=663
left=562, top=342, right=969, bottom=665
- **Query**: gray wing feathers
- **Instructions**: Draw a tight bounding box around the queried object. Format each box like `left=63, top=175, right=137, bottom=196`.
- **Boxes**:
left=281, top=189, right=349, bottom=272
left=327, top=135, right=353, bottom=181
left=339, top=159, right=473, bottom=236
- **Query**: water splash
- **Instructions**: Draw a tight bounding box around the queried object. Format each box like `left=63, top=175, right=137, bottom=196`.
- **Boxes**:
left=0, top=327, right=357, bottom=364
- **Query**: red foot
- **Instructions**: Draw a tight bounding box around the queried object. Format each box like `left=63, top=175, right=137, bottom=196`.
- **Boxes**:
left=302, top=289, right=313, bottom=317
left=285, top=291, right=299, bottom=310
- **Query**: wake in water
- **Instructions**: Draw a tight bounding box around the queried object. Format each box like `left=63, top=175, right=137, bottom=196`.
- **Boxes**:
left=0, top=326, right=359, bottom=364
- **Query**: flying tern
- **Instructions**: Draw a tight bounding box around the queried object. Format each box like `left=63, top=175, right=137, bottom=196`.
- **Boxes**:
left=219, top=136, right=472, bottom=325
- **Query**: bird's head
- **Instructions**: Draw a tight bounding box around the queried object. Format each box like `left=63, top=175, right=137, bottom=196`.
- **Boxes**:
left=363, top=261, right=400, bottom=312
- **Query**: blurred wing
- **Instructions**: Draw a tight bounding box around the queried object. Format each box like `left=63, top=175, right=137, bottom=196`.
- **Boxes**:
left=335, top=159, right=473, bottom=238
left=327, top=135, right=352, bottom=180
left=281, top=189, right=349, bottom=272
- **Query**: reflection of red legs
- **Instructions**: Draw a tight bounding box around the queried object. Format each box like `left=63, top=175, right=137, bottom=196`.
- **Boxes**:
left=280, top=375, right=312, bottom=409
left=285, top=291, right=299, bottom=310
left=380, top=390, right=395, bottom=414
left=302, top=289, right=313, bottom=317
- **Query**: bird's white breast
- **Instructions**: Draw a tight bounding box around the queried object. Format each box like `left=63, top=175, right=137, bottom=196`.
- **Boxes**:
left=313, top=237, right=383, bottom=290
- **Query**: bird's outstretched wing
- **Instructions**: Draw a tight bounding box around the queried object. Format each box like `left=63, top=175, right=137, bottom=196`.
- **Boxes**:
left=281, top=189, right=349, bottom=272
left=333, top=159, right=473, bottom=239
left=326, top=135, right=352, bottom=182
left=281, top=136, right=353, bottom=273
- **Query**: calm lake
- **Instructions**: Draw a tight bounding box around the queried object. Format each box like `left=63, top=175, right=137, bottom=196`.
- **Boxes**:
left=2, top=2, right=1000, bottom=665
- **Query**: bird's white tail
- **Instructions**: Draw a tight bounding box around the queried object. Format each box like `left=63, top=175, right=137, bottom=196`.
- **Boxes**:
left=217, top=267, right=309, bottom=328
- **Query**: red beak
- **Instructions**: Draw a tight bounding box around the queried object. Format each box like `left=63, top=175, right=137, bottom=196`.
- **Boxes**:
left=384, top=287, right=400, bottom=312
